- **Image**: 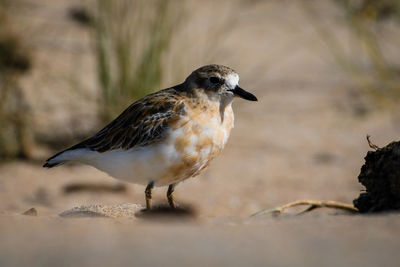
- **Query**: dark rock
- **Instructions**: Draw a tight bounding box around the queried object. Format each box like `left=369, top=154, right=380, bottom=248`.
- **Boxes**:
left=22, top=207, right=37, bottom=216
left=354, top=141, right=400, bottom=213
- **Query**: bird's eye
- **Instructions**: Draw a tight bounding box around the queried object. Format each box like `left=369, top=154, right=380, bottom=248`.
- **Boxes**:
left=209, top=76, right=222, bottom=84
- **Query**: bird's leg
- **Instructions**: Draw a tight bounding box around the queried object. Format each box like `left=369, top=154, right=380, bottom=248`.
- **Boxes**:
left=167, top=183, right=176, bottom=209
left=145, top=181, right=154, bottom=210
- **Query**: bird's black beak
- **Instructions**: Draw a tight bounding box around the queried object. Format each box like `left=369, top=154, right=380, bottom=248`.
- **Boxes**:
left=230, top=86, right=257, bottom=101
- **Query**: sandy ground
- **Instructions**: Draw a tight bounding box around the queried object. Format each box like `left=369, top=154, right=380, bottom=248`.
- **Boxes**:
left=1, top=0, right=400, bottom=266
left=1, top=214, right=400, bottom=267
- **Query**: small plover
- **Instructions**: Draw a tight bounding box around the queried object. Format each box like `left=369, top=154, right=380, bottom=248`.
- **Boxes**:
left=43, top=64, right=257, bottom=210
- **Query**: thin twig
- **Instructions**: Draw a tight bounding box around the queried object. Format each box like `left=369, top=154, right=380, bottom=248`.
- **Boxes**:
left=366, top=134, right=380, bottom=150
left=250, top=200, right=358, bottom=217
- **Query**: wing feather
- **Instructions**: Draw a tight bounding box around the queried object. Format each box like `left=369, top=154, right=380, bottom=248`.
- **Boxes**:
left=73, top=88, right=185, bottom=152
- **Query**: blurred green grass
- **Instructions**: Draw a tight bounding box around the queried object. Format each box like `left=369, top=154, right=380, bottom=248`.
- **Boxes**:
left=94, top=0, right=183, bottom=123
left=301, top=0, right=400, bottom=111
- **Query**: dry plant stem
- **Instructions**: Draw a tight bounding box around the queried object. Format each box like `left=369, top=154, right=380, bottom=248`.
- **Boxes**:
left=366, top=134, right=380, bottom=151
left=250, top=200, right=358, bottom=217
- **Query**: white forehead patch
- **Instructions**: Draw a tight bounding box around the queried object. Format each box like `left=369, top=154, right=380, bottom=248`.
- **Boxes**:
left=225, top=73, right=239, bottom=89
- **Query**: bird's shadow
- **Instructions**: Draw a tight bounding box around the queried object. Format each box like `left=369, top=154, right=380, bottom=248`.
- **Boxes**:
left=135, top=204, right=197, bottom=220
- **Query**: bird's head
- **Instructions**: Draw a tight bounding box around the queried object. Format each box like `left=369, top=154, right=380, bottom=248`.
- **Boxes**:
left=183, top=64, right=257, bottom=102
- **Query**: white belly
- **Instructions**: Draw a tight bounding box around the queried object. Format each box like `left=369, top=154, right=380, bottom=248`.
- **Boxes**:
left=85, top=142, right=181, bottom=186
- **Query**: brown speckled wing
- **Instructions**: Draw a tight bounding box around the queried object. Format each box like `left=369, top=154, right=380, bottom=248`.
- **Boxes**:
left=74, top=88, right=185, bottom=152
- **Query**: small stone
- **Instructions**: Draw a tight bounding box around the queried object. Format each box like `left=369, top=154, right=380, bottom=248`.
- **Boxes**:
left=22, top=208, right=37, bottom=216
left=59, top=203, right=143, bottom=218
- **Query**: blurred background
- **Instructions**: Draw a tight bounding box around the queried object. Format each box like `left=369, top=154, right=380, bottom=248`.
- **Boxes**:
left=0, top=0, right=400, bottom=215
left=1, top=0, right=400, bottom=266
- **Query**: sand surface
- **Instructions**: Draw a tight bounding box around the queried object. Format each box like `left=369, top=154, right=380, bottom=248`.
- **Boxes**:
left=1, top=213, right=400, bottom=267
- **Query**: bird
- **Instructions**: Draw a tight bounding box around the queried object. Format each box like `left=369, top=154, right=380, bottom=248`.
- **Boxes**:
left=43, top=64, right=257, bottom=210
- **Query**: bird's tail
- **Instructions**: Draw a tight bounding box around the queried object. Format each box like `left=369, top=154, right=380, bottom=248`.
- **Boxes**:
left=43, top=148, right=70, bottom=168
left=43, top=161, right=61, bottom=168
left=43, top=145, right=90, bottom=168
